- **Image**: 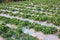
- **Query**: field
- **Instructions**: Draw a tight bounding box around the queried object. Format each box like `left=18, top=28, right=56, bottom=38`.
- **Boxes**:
left=0, top=0, right=60, bottom=40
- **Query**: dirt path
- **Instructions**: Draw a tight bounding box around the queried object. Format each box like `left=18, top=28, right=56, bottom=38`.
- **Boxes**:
left=22, top=27, right=59, bottom=40
left=0, top=14, right=60, bottom=29
left=0, top=37, right=4, bottom=40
